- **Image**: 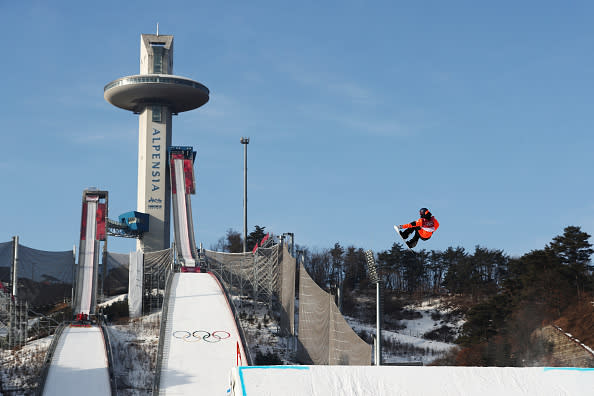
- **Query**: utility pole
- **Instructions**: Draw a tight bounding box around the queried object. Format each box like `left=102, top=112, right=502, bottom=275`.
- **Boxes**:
left=240, top=137, right=250, bottom=252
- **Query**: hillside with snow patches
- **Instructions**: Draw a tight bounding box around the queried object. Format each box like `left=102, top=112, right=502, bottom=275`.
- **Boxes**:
left=3, top=295, right=593, bottom=395
left=1, top=296, right=463, bottom=394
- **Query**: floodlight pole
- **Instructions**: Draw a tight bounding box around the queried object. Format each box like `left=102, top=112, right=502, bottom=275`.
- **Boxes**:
left=376, top=280, right=381, bottom=366
left=365, top=249, right=382, bottom=365
left=11, top=236, right=18, bottom=297
left=240, top=137, right=250, bottom=252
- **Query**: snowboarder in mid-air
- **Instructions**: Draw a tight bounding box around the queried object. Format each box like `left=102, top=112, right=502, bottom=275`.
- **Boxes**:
left=396, top=208, right=439, bottom=249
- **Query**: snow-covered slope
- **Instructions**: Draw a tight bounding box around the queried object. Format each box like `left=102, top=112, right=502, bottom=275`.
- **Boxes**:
left=156, top=272, right=248, bottom=395
left=42, top=326, right=111, bottom=396
left=230, top=365, right=594, bottom=396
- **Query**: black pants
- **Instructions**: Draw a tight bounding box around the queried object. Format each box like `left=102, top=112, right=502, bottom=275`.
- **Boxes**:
left=401, top=227, right=430, bottom=245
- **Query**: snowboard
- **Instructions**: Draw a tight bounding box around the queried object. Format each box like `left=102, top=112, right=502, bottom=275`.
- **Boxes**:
left=394, top=225, right=414, bottom=252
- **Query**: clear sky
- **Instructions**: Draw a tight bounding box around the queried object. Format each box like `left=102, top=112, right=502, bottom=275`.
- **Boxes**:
left=2, top=1, right=593, bottom=258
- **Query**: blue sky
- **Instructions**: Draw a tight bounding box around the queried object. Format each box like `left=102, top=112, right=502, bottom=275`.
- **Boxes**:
left=1, top=1, right=594, bottom=258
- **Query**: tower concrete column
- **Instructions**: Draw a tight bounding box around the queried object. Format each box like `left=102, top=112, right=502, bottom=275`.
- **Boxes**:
left=136, top=104, right=172, bottom=251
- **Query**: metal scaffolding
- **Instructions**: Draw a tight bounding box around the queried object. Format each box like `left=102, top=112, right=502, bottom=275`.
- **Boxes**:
left=205, top=243, right=281, bottom=309
left=5, top=298, right=28, bottom=349
left=143, top=248, right=173, bottom=314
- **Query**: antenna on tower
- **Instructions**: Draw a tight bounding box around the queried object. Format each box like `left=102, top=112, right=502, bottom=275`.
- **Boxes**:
left=156, top=23, right=159, bottom=36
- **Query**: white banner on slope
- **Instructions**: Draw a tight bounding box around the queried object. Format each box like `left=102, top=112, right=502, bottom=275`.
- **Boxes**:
left=128, top=250, right=143, bottom=318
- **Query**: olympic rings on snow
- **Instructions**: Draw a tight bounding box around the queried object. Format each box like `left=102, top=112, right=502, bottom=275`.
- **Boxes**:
left=172, top=330, right=231, bottom=343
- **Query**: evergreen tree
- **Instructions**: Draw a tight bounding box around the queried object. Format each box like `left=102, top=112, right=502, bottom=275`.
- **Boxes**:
left=306, top=249, right=332, bottom=289
left=377, top=243, right=407, bottom=292
left=404, top=249, right=426, bottom=294
left=427, top=250, right=446, bottom=294
left=457, top=293, right=513, bottom=347
left=505, top=248, right=571, bottom=313
left=329, top=243, right=345, bottom=287
left=467, top=246, right=509, bottom=299
left=225, top=229, right=243, bottom=253
left=246, top=225, right=267, bottom=251
left=342, top=246, right=367, bottom=290
left=546, top=225, right=594, bottom=299
left=441, top=247, right=469, bottom=294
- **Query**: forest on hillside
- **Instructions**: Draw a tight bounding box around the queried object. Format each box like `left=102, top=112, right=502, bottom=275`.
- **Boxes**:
left=215, top=225, right=594, bottom=366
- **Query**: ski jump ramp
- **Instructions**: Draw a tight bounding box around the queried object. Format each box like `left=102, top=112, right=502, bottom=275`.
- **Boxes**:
left=154, top=147, right=249, bottom=394
left=170, top=147, right=198, bottom=267
left=155, top=272, right=249, bottom=395
left=40, top=190, right=114, bottom=395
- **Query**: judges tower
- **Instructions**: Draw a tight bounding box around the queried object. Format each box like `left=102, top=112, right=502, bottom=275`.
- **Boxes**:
left=104, top=33, right=209, bottom=251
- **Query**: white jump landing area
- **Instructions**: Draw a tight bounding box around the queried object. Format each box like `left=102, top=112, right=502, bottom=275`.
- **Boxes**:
left=42, top=326, right=110, bottom=396
left=159, top=272, right=248, bottom=395
left=230, top=365, right=594, bottom=396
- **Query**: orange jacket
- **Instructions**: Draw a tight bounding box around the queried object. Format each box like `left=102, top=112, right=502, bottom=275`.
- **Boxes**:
left=401, top=217, right=440, bottom=239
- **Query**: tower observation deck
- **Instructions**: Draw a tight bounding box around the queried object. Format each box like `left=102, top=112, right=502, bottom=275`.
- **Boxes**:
left=104, top=34, right=209, bottom=252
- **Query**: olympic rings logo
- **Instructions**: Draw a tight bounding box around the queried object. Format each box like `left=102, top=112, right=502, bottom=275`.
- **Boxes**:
left=173, top=330, right=231, bottom=343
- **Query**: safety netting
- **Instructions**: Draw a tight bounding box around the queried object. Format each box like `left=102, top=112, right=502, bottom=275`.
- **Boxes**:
left=205, top=243, right=296, bottom=336
left=297, top=262, right=371, bottom=365
left=205, top=250, right=263, bottom=298
left=103, top=252, right=129, bottom=295
left=279, top=244, right=296, bottom=336
left=0, top=240, right=74, bottom=307
left=0, top=242, right=12, bottom=280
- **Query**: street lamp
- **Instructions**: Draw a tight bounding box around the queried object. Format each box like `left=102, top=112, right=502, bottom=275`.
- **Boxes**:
left=240, top=137, right=250, bottom=252
left=365, top=249, right=382, bottom=366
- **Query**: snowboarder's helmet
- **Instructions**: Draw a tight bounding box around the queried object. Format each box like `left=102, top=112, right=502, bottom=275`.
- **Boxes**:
left=419, top=208, right=431, bottom=219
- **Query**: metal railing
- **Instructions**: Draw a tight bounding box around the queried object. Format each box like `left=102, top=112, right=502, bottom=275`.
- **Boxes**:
left=104, top=75, right=209, bottom=93
left=152, top=270, right=174, bottom=395
left=209, top=270, right=253, bottom=366
left=100, top=321, right=118, bottom=395
left=35, top=322, right=67, bottom=396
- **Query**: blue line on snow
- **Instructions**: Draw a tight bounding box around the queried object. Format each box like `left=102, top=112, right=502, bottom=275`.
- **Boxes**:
left=238, top=366, right=310, bottom=396
left=543, top=367, right=594, bottom=372
left=240, top=366, right=310, bottom=370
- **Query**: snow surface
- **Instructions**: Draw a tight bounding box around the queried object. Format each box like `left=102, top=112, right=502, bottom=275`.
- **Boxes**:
left=231, top=365, right=594, bottom=396
left=158, top=272, right=248, bottom=395
left=0, top=336, right=50, bottom=393
left=42, top=325, right=110, bottom=396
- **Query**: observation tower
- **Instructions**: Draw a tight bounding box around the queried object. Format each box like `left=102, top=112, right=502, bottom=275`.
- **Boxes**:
left=104, top=33, right=209, bottom=252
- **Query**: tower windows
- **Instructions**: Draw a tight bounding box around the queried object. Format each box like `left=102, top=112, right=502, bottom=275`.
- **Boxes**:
left=152, top=105, right=162, bottom=123
left=153, top=46, right=164, bottom=74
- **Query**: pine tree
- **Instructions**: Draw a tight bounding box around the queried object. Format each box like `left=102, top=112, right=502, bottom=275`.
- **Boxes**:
left=546, top=226, right=594, bottom=300
left=225, top=229, right=243, bottom=253
left=246, top=225, right=267, bottom=251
